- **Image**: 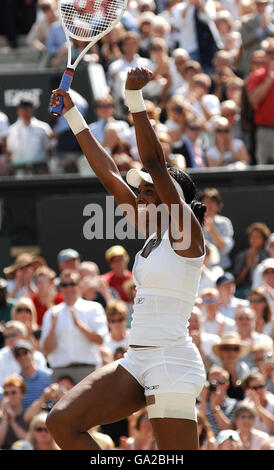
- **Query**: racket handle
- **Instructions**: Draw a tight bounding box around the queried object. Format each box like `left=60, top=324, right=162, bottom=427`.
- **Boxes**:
left=50, top=68, right=74, bottom=117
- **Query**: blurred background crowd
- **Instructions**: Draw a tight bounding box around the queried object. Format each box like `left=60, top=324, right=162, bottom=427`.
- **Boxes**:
left=0, top=0, right=273, bottom=452
left=0, top=0, right=273, bottom=176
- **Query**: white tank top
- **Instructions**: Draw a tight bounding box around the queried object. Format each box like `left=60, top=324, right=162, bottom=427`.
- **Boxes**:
left=128, top=230, right=205, bottom=347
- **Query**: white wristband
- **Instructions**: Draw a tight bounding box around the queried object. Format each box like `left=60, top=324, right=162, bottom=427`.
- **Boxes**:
left=63, top=106, right=88, bottom=135
left=124, top=89, right=146, bottom=113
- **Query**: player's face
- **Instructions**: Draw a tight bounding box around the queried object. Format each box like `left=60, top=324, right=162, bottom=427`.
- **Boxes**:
left=136, top=181, right=161, bottom=206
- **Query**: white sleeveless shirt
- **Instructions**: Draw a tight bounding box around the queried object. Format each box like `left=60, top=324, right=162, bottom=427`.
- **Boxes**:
left=128, top=230, right=205, bottom=347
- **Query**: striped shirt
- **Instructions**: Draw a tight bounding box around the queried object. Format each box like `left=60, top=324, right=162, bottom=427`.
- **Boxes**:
left=20, top=369, right=52, bottom=409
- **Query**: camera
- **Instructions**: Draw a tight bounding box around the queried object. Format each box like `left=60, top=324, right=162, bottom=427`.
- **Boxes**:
left=209, top=380, right=218, bottom=392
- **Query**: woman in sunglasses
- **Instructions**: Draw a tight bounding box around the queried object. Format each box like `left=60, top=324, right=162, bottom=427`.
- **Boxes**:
left=205, top=116, right=250, bottom=168
left=234, top=401, right=269, bottom=450
left=212, top=332, right=250, bottom=400
left=11, top=297, right=40, bottom=351
left=242, top=372, right=274, bottom=435
left=0, top=375, right=28, bottom=449
left=104, top=300, right=129, bottom=354
left=27, top=412, right=59, bottom=450
left=48, top=67, right=207, bottom=450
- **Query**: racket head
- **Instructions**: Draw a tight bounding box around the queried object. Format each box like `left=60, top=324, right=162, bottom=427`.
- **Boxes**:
left=58, top=0, right=128, bottom=42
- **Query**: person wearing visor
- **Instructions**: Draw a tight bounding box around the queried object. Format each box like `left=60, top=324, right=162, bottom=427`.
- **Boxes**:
left=48, top=67, right=207, bottom=450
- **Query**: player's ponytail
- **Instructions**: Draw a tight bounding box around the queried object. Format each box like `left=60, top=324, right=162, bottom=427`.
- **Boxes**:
left=190, top=200, right=207, bottom=226
left=168, top=166, right=206, bottom=226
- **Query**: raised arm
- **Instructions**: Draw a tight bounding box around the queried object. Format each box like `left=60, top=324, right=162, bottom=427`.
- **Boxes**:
left=124, top=68, right=204, bottom=256
left=50, top=90, right=137, bottom=216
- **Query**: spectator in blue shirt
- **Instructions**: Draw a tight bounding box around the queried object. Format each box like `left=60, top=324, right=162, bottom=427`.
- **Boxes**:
left=45, top=20, right=66, bottom=61
left=13, top=340, right=52, bottom=410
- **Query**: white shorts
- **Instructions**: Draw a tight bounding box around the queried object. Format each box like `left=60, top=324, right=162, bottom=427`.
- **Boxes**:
left=118, top=342, right=206, bottom=421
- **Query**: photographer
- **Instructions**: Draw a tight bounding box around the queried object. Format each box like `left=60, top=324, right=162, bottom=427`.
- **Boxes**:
left=23, top=378, right=73, bottom=424
left=199, top=366, right=237, bottom=436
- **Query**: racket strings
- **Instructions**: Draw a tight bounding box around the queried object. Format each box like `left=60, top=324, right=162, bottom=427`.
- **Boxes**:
left=61, top=0, right=125, bottom=39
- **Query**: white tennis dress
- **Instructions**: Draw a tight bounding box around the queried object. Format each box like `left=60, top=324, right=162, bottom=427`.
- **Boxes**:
left=119, top=229, right=206, bottom=399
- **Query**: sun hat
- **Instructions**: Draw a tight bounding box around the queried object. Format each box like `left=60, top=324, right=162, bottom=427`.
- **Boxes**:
left=4, top=253, right=46, bottom=279
left=212, top=332, right=250, bottom=359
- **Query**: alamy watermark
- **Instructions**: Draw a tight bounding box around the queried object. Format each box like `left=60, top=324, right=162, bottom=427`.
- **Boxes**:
left=83, top=196, right=192, bottom=250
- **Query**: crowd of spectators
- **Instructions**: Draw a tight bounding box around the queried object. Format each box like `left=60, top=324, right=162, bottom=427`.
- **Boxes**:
left=0, top=0, right=273, bottom=176
left=0, top=203, right=273, bottom=449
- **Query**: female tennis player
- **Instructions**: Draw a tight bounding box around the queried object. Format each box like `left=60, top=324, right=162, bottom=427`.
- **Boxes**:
left=47, top=67, right=206, bottom=450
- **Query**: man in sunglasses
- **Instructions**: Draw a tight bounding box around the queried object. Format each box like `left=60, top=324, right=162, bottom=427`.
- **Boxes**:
left=13, top=339, right=52, bottom=410
left=0, top=375, right=29, bottom=449
left=201, top=287, right=236, bottom=336
left=40, top=269, right=108, bottom=384
left=0, top=321, right=47, bottom=390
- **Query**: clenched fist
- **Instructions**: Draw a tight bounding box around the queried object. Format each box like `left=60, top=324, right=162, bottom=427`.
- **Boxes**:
left=125, top=67, right=153, bottom=90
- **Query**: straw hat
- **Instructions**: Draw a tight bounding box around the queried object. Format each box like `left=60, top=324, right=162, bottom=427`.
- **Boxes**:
left=4, top=253, right=46, bottom=279
left=212, top=332, right=250, bottom=359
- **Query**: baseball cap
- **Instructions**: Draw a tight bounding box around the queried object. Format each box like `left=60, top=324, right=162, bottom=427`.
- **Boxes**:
left=13, top=339, right=33, bottom=353
left=57, top=248, right=80, bottom=265
left=216, top=430, right=240, bottom=446
left=105, top=245, right=128, bottom=262
left=216, top=272, right=235, bottom=286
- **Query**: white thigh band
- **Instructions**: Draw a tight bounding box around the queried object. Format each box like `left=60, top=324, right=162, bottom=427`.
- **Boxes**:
left=146, top=393, right=197, bottom=421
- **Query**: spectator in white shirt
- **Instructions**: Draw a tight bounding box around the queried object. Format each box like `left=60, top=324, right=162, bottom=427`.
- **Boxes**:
left=103, top=300, right=130, bottom=353
left=205, top=117, right=250, bottom=168
left=0, top=321, right=47, bottom=392
left=200, top=187, right=234, bottom=270
left=165, top=48, right=190, bottom=99
left=235, top=306, right=273, bottom=350
left=171, top=0, right=216, bottom=60
left=107, top=31, right=152, bottom=118
left=187, top=73, right=221, bottom=121
left=188, top=305, right=221, bottom=368
left=201, top=287, right=236, bottom=336
left=6, top=101, right=56, bottom=175
left=216, top=272, right=249, bottom=320
left=40, top=270, right=108, bottom=384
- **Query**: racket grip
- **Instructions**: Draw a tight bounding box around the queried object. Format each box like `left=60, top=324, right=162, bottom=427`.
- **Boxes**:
left=50, top=68, right=74, bottom=117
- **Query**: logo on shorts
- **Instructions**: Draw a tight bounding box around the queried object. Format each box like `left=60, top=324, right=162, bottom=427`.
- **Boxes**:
left=145, top=385, right=159, bottom=391
left=136, top=297, right=145, bottom=304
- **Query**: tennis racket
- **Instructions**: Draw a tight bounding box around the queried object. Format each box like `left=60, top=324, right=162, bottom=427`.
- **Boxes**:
left=50, top=0, right=127, bottom=116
